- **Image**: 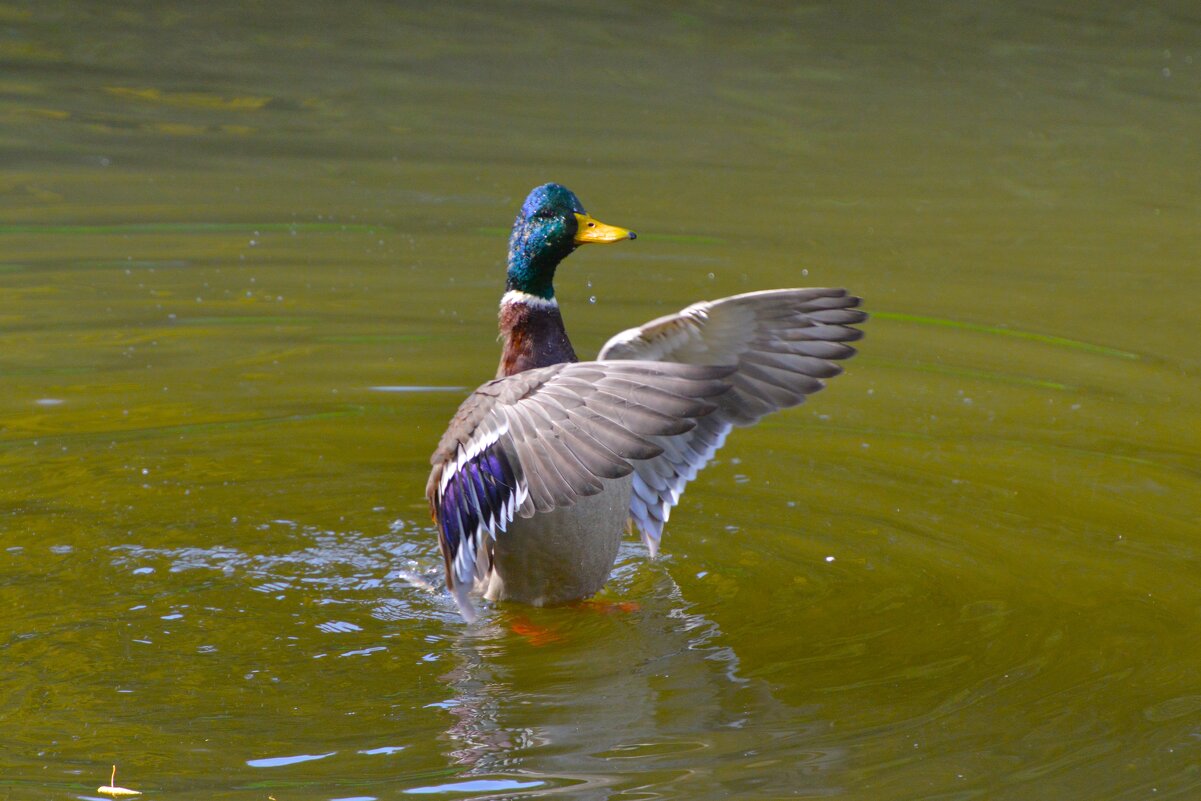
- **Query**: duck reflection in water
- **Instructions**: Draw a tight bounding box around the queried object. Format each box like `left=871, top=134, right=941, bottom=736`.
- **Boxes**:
left=428, top=549, right=847, bottom=798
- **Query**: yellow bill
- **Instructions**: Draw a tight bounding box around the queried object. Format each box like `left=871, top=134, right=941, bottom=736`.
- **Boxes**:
left=573, top=212, right=637, bottom=244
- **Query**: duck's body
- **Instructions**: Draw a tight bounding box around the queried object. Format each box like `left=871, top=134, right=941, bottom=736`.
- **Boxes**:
left=426, top=184, right=866, bottom=621
left=484, top=475, right=633, bottom=606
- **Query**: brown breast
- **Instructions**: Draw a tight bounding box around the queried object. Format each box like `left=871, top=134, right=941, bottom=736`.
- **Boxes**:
left=497, top=300, right=579, bottom=377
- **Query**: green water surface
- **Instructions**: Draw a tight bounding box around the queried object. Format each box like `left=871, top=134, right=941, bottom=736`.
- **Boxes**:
left=2, top=3, right=1200, bottom=800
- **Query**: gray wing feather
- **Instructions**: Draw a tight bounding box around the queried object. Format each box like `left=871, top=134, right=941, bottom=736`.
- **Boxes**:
left=597, top=288, right=865, bottom=555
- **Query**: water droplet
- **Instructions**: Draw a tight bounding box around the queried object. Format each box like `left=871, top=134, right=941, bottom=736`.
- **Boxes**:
left=589, top=295, right=597, bottom=304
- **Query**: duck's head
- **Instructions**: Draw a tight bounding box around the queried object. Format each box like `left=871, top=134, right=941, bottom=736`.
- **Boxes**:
left=506, top=183, right=636, bottom=300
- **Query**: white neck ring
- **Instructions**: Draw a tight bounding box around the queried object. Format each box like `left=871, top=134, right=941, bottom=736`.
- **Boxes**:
left=500, top=290, right=558, bottom=310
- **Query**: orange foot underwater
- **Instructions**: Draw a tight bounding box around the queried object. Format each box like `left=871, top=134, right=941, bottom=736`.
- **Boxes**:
left=506, top=600, right=642, bottom=646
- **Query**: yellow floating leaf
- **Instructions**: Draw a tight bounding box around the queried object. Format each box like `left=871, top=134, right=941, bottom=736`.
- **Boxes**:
left=98, top=785, right=142, bottom=797
left=98, top=766, right=141, bottom=797
left=104, top=86, right=271, bottom=111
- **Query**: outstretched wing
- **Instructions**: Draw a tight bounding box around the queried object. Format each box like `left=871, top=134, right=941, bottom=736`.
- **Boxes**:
left=426, top=360, right=734, bottom=614
left=597, top=288, right=866, bottom=555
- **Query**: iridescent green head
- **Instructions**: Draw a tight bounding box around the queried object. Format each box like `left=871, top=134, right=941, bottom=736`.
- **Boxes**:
left=505, top=183, right=635, bottom=300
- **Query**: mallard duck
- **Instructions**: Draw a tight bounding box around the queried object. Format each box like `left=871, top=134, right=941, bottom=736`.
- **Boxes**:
left=426, top=183, right=865, bottom=621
